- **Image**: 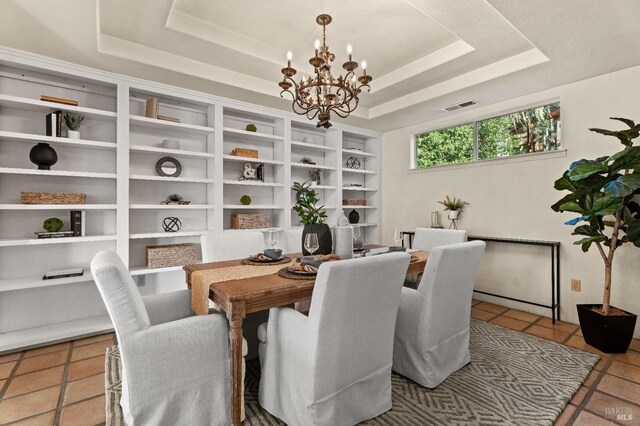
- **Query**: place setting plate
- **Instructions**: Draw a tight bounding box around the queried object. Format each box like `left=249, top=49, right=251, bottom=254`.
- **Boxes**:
left=241, top=256, right=292, bottom=266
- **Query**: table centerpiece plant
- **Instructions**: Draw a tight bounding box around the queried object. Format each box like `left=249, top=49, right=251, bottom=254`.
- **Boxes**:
left=551, top=117, right=640, bottom=353
left=292, top=180, right=332, bottom=255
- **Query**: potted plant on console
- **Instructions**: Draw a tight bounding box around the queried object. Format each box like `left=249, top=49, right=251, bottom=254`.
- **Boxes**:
left=438, top=195, right=469, bottom=220
left=292, top=180, right=332, bottom=255
left=551, top=117, right=640, bottom=353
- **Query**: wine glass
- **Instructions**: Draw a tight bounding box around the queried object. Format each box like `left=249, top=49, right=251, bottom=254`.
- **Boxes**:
left=304, top=233, right=319, bottom=256
left=352, top=225, right=362, bottom=242
left=265, top=228, right=278, bottom=249
left=393, top=228, right=402, bottom=247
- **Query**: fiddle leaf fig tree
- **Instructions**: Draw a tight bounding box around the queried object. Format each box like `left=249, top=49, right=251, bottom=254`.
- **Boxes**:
left=552, top=117, right=640, bottom=315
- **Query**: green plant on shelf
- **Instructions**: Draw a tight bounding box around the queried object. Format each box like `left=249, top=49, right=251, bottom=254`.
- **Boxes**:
left=63, top=113, right=84, bottom=130
left=240, top=195, right=252, bottom=205
left=245, top=123, right=257, bottom=132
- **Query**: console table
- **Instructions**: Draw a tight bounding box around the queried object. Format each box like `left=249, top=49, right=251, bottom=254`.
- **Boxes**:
left=401, top=231, right=561, bottom=323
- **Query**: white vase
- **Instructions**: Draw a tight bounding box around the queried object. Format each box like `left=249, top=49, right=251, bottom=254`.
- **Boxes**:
left=448, top=210, right=460, bottom=220
left=67, top=130, right=80, bottom=139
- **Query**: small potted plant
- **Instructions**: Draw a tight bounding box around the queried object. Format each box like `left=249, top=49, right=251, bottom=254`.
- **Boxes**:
left=309, top=169, right=321, bottom=186
left=551, top=117, right=640, bottom=353
left=64, top=113, right=84, bottom=139
left=292, top=181, right=331, bottom=255
left=240, top=195, right=252, bottom=206
left=438, top=196, right=469, bottom=219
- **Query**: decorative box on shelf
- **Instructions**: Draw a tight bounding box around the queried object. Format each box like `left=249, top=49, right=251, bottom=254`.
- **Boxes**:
left=231, top=148, right=258, bottom=158
left=146, top=243, right=197, bottom=269
left=21, top=191, right=86, bottom=204
left=231, top=213, right=270, bottom=229
left=343, top=199, right=367, bottom=206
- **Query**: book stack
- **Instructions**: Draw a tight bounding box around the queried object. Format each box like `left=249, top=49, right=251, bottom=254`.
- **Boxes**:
left=41, top=95, right=78, bottom=106
left=35, top=231, right=75, bottom=239
left=46, top=110, right=62, bottom=137
left=70, top=210, right=86, bottom=236
left=145, top=97, right=159, bottom=118
left=43, top=268, right=84, bottom=280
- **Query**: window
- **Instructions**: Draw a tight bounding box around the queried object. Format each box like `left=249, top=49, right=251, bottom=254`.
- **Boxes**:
left=415, top=103, right=561, bottom=169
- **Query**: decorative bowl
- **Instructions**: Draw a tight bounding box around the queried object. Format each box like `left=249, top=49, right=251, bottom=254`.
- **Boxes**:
left=301, top=255, right=323, bottom=268
left=263, top=249, right=283, bottom=260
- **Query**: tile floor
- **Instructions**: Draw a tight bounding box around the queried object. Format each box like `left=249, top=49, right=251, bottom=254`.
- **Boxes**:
left=1, top=302, right=639, bottom=425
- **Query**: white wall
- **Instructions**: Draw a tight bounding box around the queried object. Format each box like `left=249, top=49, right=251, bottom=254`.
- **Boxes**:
left=381, top=64, right=640, bottom=336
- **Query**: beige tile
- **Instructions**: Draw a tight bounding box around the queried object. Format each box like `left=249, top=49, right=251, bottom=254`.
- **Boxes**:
left=471, top=299, right=481, bottom=306
left=59, top=395, right=105, bottom=426
left=474, top=302, right=509, bottom=315
left=570, top=385, right=589, bottom=405
left=595, top=358, right=608, bottom=371
left=68, top=355, right=105, bottom=382
left=585, top=391, right=639, bottom=423
left=536, top=317, right=579, bottom=333
left=615, top=350, right=640, bottom=367
left=10, top=410, right=56, bottom=426
left=576, top=328, right=583, bottom=337
left=0, top=361, right=16, bottom=379
left=489, top=315, right=530, bottom=331
left=608, top=361, right=640, bottom=385
left=15, top=351, right=68, bottom=375
left=525, top=325, right=569, bottom=343
left=597, top=374, right=640, bottom=406
left=0, top=379, right=5, bottom=389
left=573, top=410, right=617, bottom=425
left=63, top=373, right=104, bottom=406
left=471, top=307, right=497, bottom=321
left=72, top=333, right=114, bottom=348
left=4, top=366, right=64, bottom=398
left=0, top=386, right=60, bottom=424
left=70, top=339, right=113, bottom=362
left=502, top=309, right=540, bottom=323
left=24, top=342, right=70, bottom=358
left=555, top=404, right=576, bottom=426
left=0, top=352, right=21, bottom=364
left=566, top=335, right=611, bottom=358
left=629, top=339, right=640, bottom=353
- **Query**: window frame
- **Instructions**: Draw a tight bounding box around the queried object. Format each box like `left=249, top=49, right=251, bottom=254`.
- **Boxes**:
left=412, top=101, right=562, bottom=170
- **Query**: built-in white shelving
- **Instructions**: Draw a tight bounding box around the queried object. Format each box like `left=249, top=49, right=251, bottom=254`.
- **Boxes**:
left=0, top=94, right=117, bottom=121
left=0, top=131, right=117, bottom=150
left=291, top=141, right=336, bottom=151
left=342, top=168, right=376, bottom=175
left=0, top=204, right=116, bottom=210
left=342, top=186, right=376, bottom=192
left=223, top=204, right=283, bottom=210
left=129, top=115, right=214, bottom=135
left=223, top=180, right=283, bottom=187
left=129, top=204, right=213, bottom=210
left=223, top=127, right=284, bottom=142
left=129, top=231, right=206, bottom=239
left=129, top=144, right=215, bottom=159
left=222, top=155, right=284, bottom=165
left=129, top=174, right=214, bottom=184
left=0, top=273, right=92, bottom=293
left=0, top=167, right=116, bottom=179
left=291, top=163, right=336, bottom=171
left=0, top=235, right=117, bottom=247
left=342, top=148, right=377, bottom=158
left=342, top=205, right=378, bottom=209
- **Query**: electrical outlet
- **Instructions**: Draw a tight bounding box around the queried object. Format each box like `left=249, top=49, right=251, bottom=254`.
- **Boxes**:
left=571, top=278, right=581, bottom=292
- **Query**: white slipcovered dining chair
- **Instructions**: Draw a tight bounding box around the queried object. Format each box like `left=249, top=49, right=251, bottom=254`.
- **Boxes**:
left=412, top=227, right=467, bottom=251
left=285, top=227, right=303, bottom=253
left=258, top=253, right=411, bottom=426
left=91, top=251, right=230, bottom=426
left=393, top=241, right=486, bottom=388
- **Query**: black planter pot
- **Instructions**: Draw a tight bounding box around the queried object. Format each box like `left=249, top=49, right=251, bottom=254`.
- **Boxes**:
left=302, top=223, right=333, bottom=255
left=29, top=143, right=58, bottom=170
left=577, top=304, right=637, bottom=353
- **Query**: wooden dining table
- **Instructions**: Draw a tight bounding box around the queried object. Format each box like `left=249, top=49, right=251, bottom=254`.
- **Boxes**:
left=183, top=249, right=428, bottom=426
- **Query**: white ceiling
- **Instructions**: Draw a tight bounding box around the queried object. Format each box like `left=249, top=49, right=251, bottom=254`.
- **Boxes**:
left=0, top=0, right=639, bottom=132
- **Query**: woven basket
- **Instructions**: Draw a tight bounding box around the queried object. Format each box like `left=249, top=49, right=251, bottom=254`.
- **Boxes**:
left=146, top=243, right=197, bottom=269
left=231, top=213, right=270, bottom=229
left=343, top=199, right=367, bottom=206
left=21, top=191, right=86, bottom=204
left=231, top=148, right=258, bottom=158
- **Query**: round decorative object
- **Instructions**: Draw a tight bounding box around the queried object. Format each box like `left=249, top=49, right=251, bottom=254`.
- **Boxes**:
left=240, top=195, right=252, bottom=205
left=245, top=123, right=257, bottom=132
left=155, top=157, right=182, bottom=177
left=162, top=217, right=182, bottom=232
left=348, top=209, right=360, bottom=224
left=43, top=217, right=63, bottom=232
left=346, top=156, right=361, bottom=169
left=243, top=163, right=257, bottom=179
left=29, top=143, right=58, bottom=170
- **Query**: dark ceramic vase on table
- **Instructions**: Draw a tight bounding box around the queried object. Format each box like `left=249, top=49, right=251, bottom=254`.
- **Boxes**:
left=302, top=223, right=333, bottom=255
left=29, top=143, right=58, bottom=170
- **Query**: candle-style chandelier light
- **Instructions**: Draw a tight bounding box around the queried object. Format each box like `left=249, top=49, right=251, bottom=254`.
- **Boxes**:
left=279, top=14, right=372, bottom=128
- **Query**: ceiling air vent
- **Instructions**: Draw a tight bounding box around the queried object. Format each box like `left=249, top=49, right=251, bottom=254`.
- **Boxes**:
left=442, top=100, right=477, bottom=112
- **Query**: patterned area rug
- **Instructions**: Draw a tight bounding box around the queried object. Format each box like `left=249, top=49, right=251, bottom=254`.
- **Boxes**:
left=105, top=319, right=598, bottom=425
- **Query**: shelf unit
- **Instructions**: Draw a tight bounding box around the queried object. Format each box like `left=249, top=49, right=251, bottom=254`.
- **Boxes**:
left=0, top=47, right=380, bottom=353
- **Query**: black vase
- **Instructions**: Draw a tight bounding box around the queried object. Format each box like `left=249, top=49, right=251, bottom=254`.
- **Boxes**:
left=348, top=209, right=360, bottom=224
left=302, top=223, right=333, bottom=255
left=29, top=143, right=58, bottom=170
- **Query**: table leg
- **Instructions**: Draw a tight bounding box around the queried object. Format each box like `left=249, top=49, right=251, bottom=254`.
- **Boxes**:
left=227, top=304, right=245, bottom=426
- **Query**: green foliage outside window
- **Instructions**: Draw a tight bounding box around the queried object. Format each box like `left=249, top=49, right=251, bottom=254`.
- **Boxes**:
left=415, top=103, right=561, bottom=169
left=416, top=124, right=473, bottom=168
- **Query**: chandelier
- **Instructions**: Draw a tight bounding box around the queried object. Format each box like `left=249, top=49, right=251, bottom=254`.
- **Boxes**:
left=279, top=14, right=372, bottom=128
